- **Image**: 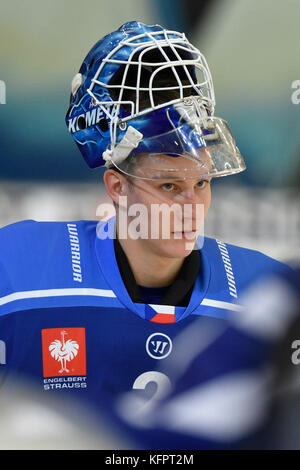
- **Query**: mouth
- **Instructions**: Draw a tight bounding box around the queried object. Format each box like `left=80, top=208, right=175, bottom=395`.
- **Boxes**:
left=172, top=230, right=198, bottom=239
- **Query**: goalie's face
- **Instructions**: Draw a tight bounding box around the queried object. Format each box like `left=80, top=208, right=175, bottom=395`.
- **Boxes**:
left=104, top=153, right=212, bottom=259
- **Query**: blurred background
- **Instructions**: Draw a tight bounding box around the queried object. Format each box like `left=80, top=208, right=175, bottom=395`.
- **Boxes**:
left=0, top=0, right=300, bottom=264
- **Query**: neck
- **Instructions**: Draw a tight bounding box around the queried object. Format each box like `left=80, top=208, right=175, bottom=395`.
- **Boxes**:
left=117, top=236, right=184, bottom=287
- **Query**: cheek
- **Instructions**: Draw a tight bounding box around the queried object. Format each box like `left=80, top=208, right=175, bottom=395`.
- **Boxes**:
left=192, top=187, right=211, bottom=224
left=125, top=186, right=157, bottom=222
left=125, top=185, right=144, bottom=207
left=125, top=191, right=136, bottom=209
left=130, top=185, right=162, bottom=208
left=203, top=186, right=212, bottom=215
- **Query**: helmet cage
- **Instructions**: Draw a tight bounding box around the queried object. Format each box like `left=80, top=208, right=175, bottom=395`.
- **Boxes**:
left=86, top=28, right=215, bottom=151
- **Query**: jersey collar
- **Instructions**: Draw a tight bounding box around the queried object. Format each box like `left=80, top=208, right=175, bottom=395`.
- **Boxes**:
left=114, top=235, right=200, bottom=307
left=94, top=217, right=211, bottom=322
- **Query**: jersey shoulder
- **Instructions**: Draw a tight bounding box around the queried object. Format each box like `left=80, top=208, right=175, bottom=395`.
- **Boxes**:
left=202, top=235, right=293, bottom=288
left=0, top=218, right=97, bottom=255
left=0, top=219, right=99, bottom=296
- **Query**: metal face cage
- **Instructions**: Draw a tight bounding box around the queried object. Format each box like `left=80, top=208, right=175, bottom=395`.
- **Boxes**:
left=87, top=28, right=215, bottom=141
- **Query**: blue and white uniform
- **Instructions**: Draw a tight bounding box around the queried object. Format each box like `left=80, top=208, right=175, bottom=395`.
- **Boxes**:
left=0, top=218, right=292, bottom=449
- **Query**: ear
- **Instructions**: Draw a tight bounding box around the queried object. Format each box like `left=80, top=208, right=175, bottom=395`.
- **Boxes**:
left=103, top=169, right=129, bottom=206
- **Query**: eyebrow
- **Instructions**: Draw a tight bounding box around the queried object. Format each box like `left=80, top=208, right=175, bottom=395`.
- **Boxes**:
left=154, top=177, right=207, bottom=183
left=151, top=176, right=185, bottom=182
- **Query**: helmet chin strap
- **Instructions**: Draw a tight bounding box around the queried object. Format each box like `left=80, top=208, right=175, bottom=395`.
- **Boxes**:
left=102, top=126, right=143, bottom=168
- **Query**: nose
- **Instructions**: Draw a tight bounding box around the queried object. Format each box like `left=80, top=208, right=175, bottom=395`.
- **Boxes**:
left=173, top=191, right=203, bottom=228
left=175, top=188, right=198, bottom=204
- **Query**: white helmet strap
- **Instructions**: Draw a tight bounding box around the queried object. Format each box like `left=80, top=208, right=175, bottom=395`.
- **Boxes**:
left=102, top=126, right=143, bottom=168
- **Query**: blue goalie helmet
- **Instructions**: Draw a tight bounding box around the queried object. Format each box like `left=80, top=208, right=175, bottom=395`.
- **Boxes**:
left=66, top=21, right=246, bottom=180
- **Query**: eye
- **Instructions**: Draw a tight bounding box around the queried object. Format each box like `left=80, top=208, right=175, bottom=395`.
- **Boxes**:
left=161, top=182, right=176, bottom=191
left=196, top=180, right=207, bottom=188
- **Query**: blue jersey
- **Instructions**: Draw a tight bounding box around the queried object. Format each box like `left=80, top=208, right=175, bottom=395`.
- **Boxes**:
left=0, top=218, right=292, bottom=449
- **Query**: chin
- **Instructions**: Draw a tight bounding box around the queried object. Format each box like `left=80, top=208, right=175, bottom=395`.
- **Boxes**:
left=152, top=237, right=198, bottom=259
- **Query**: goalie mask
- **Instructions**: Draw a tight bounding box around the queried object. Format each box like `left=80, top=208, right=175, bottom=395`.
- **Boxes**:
left=66, top=21, right=245, bottom=180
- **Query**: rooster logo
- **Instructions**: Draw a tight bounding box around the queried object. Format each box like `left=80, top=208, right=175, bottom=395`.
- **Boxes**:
left=49, top=330, right=79, bottom=374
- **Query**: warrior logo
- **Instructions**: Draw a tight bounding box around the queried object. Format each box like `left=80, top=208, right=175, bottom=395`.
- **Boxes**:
left=42, top=327, right=86, bottom=378
left=146, top=333, right=172, bottom=360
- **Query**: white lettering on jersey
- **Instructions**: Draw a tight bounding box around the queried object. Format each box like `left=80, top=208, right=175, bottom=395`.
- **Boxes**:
left=216, top=240, right=238, bottom=298
left=67, top=224, right=83, bottom=282
left=117, top=371, right=172, bottom=428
